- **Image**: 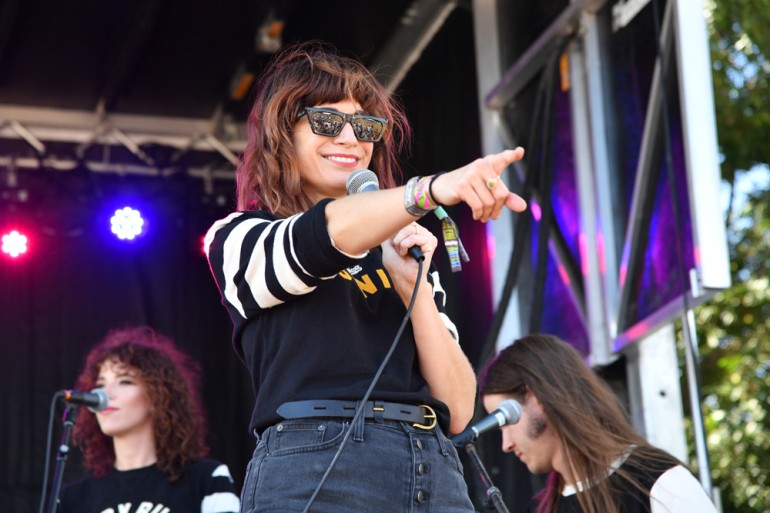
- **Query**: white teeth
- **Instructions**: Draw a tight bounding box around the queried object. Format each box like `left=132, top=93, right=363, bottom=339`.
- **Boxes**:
left=325, top=156, right=356, bottom=163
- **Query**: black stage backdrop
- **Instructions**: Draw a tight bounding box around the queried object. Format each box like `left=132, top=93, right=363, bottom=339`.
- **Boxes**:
left=0, top=10, right=533, bottom=512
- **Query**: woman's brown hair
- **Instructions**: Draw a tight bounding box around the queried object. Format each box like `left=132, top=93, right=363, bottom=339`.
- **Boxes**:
left=236, top=40, right=411, bottom=216
left=72, top=326, right=208, bottom=481
left=480, top=333, right=681, bottom=513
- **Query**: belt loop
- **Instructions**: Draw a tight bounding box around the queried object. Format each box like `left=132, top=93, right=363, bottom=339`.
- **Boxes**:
left=433, top=422, right=451, bottom=455
left=372, top=400, right=385, bottom=423
left=352, top=402, right=365, bottom=442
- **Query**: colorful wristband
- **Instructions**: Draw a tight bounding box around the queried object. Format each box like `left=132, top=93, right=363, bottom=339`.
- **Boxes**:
left=404, top=175, right=439, bottom=217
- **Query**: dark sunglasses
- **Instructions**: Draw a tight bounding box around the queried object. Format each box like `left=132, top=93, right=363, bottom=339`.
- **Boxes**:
left=297, top=107, right=389, bottom=142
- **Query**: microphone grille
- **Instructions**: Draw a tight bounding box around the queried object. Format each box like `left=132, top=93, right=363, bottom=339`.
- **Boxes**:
left=346, top=169, right=379, bottom=195
left=89, top=388, right=110, bottom=413
left=499, top=399, right=522, bottom=425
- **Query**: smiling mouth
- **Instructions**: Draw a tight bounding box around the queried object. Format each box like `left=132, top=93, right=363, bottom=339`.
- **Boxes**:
left=325, top=156, right=357, bottom=163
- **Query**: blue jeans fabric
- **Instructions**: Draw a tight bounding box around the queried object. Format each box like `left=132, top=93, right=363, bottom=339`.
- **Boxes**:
left=240, top=417, right=475, bottom=513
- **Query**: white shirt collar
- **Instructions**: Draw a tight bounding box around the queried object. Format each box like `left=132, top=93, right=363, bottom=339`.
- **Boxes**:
left=561, top=446, right=634, bottom=496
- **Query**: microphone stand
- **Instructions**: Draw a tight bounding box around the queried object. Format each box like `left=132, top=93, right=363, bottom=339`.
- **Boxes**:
left=458, top=439, right=510, bottom=513
left=45, top=403, right=78, bottom=513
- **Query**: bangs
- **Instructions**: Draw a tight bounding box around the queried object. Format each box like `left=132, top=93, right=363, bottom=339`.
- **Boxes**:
left=298, top=64, right=387, bottom=116
left=91, top=342, right=163, bottom=380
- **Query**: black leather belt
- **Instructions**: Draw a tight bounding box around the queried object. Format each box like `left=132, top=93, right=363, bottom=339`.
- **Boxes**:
left=277, top=400, right=437, bottom=430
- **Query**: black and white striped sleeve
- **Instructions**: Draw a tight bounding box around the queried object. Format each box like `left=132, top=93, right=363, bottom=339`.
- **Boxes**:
left=204, top=200, right=366, bottom=320
left=428, top=267, right=459, bottom=343
left=200, top=463, right=240, bottom=513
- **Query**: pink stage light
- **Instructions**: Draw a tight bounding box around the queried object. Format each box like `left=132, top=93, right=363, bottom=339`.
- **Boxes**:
left=2, top=230, right=28, bottom=257
left=530, top=201, right=542, bottom=222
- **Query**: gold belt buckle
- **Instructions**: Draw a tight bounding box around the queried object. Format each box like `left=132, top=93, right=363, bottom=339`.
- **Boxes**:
left=412, top=404, right=437, bottom=430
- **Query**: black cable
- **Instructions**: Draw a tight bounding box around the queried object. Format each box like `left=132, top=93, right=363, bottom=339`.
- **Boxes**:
left=479, top=35, right=573, bottom=367
left=301, top=257, right=425, bottom=513
left=37, top=394, right=60, bottom=513
left=478, top=174, right=535, bottom=369
left=478, top=54, right=551, bottom=368
left=528, top=47, right=560, bottom=334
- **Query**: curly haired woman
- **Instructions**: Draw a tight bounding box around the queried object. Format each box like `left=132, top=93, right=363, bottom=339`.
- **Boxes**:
left=59, top=326, right=240, bottom=513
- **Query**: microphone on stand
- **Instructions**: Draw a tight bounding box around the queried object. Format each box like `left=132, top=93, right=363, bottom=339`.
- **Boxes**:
left=56, top=389, right=110, bottom=413
left=346, top=169, right=424, bottom=261
left=451, top=399, right=522, bottom=446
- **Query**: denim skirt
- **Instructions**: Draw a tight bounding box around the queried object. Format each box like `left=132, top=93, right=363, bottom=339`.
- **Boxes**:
left=240, top=417, right=475, bottom=513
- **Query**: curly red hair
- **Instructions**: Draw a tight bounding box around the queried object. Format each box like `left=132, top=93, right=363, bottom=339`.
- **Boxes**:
left=72, top=326, right=208, bottom=481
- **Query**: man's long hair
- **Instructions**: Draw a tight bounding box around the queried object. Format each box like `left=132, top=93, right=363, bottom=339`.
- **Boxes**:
left=237, top=40, right=411, bottom=216
left=72, top=326, right=208, bottom=481
left=479, top=334, right=681, bottom=513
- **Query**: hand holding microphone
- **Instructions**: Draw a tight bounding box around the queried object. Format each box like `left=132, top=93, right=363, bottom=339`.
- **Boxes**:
left=346, top=169, right=427, bottom=261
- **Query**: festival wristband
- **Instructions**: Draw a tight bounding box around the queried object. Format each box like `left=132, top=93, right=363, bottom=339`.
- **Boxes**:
left=404, top=176, right=439, bottom=217
left=434, top=206, right=470, bottom=272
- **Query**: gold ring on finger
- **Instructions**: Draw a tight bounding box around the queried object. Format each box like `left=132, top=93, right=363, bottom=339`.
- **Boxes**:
left=486, top=177, right=498, bottom=190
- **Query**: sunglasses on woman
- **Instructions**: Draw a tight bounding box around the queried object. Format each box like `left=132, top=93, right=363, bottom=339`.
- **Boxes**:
left=297, top=107, right=389, bottom=142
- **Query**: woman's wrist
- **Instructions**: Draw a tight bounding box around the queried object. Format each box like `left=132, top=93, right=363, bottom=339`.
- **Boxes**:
left=428, top=172, right=446, bottom=206
left=404, top=175, right=442, bottom=217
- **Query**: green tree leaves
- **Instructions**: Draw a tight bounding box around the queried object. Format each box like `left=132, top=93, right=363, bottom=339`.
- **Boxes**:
left=690, top=2, right=770, bottom=511
left=696, top=152, right=769, bottom=511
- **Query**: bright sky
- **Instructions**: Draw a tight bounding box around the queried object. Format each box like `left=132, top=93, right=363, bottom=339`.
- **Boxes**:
left=720, top=164, right=770, bottom=215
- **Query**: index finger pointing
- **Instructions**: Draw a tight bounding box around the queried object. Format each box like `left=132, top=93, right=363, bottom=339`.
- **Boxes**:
left=486, top=147, right=525, bottom=175
left=505, top=192, right=527, bottom=213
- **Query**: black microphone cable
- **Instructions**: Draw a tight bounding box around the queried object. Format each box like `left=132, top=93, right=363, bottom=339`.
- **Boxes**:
left=301, top=256, right=425, bottom=513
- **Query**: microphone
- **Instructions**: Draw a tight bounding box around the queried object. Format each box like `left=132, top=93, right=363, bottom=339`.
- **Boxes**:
left=346, top=169, right=424, bottom=261
left=57, top=389, right=110, bottom=412
left=345, top=168, right=379, bottom=194
left=451, top=399, right=522, bottom=446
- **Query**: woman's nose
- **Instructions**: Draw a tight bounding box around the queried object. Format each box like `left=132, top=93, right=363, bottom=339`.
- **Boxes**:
left=101, top=382, right=116, bottom=397
left=334, top=121, right=358, bottom=144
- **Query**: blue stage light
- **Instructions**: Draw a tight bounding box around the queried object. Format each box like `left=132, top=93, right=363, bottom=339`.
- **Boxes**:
left=110, top=207, right=144, bottom=240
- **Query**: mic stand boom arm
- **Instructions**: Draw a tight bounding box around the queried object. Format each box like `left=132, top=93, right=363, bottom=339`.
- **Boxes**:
left=460, top=439, right=510, bottom=513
